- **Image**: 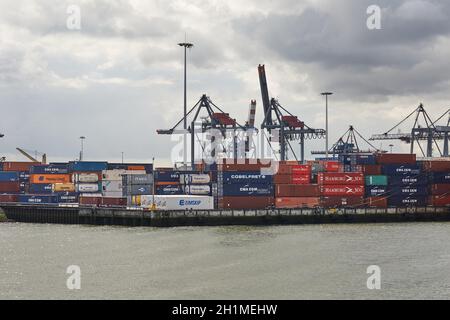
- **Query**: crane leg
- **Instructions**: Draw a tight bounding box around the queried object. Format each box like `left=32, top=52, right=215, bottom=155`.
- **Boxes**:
left=300, top=133, right=305, bottom=164
left=444, top=133, right=449, bottom=157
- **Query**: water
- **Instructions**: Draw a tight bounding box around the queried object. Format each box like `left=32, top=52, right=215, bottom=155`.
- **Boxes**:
left=1, top=221, right=450, bottom=300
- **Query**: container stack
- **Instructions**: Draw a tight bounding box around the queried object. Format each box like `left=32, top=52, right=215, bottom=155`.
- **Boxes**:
left=217, top=161, right=274, bottom=209
left=180, top=173, right=211, bottom=196
left=274, top=163, right=320, bottom=208
left=154, top=169, right=183, bottom=195
left=423, top=160, right=450, bottom=206
left=318, top=172, right=365, bottom=207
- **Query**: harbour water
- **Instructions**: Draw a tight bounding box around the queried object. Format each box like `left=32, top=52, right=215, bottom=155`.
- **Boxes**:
left=1, top=221, right=450, bottom=299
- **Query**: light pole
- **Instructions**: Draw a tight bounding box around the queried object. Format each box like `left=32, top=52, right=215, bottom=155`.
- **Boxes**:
left=121, top=152, right=124, bottom=164
left=389, top=144, right=394, bottom=153
left=178, top=41, right=193, bottom=170
left=321, top=92, right=333, bottom=159
left=79, top=136, right=86, bottom=161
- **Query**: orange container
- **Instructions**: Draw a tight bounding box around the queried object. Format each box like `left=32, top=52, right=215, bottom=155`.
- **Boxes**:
left=30, top=174, right=71, bottom=184
left=128, top=165, right=146, bottom=171
left=275, top=197, right=320, bottom=208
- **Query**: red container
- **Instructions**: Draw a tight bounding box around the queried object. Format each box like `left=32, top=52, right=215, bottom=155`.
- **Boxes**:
left=0, top=194, right=18, bottom=202
left=218, top=163, right=274, bottom=172
left=376, top=153, right=416, bottom=164
left=218, top=196, right=274, bottom=209
left=362, top=165, right=382, bottom=175
left=0, top=182, right=20, bottom=193
left=320, top=185, right=364, bottom=196
left=275, top=197, right=320, bottom=208
left=274, top=174, right=310, bottom=185
left=321, top=196, right=364, bottom=208
left=429, top=195, right=450, bottom=206
left=430, top=184, right=450, bottom=195
left=365, top=197, right=388, bottom=208
left=422, top=161, right=450, bottom=172
left=323, top=161, right=340, bottom=172
left=317, top=173, right=364, bottom=185
left=101, top=197, right=126, bottom=206
left=278, top=161, right=300, bottom=166
left=275, top=185, right=320, bottom=197
left=276, top=164, right=311, bottom=175
left=79, top=196, right=102, bottom=206
left=2, top=162, right=39, bottom=172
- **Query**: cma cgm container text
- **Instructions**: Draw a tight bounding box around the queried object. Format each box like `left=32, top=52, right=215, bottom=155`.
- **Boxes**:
left=218, top=196, right=274, bottom=209
left=220, top=184, right=274, bottom=196
left=388, top=196, right=427, bottom=207
left=388, top=186, right=428, bottom=196
left=57, top=192, right=79, bottom=203
left=365, top=186, right=388, bottom=197
left=320, top=185, right=364, bottom=196
left=382, top=165, right=421, bottom=176
left=430, top=172, right=450, bottom=184
left=18, top=195, right=58, bottom=204
left=389, top=176, right=428, bottom=186
left=317, top=173, right=364, bottom=185
left=219, top=172, right=272, bottom=184
left=29, top=164, right=69, bottom=174
left=29, top=183, right=53, bottom=193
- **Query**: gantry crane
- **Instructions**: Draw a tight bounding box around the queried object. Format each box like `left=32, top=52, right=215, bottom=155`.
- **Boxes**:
left=258, top=64, right=326, bottom=162
left=16, top=147, right=46, bottom=164
left=311, top=125, right=384, bottom=156
left=157, top=94, right=253, bottom=166
left=370, top=104, right=450, bottom=157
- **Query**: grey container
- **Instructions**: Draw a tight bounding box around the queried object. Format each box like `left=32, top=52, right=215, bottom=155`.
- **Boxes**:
left=122, top=184, right=153, bottom=196
left=122, top=174, right=153, bottom=185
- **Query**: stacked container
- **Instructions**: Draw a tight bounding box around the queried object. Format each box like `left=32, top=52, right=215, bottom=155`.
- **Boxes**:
left=422, top=160, right=450, bottom=206
left=318, top=172, right=365, bottom=207
left=180, top=173, right=211, bottom=195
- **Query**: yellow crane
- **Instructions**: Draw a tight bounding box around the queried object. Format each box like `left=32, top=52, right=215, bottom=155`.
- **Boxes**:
left=16, top=148, right=47, bottom=164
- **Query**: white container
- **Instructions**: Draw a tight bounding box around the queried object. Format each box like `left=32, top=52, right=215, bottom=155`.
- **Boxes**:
left=138, top=195, right=214, bottom=210
left=73, top=173, right=99, bottom=183
left=76, top=183, right=99, bottom=193
left=184, top=185, right=211, bottom=195
left=103, top=191, right=124, bottom=198
left=80, top=193, right=102, bottom=197
left=102, top=180, right=123, bottom=192
left=102, top=170, right=127, bottom=181
left=180, top=174, right=211, bottom=184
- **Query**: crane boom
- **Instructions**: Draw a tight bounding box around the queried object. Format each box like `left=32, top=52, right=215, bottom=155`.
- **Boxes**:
left=16, top=148, right=40, bottom=163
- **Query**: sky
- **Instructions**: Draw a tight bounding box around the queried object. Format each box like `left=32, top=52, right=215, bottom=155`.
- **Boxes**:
left=1, top=0, right=450, bottom=165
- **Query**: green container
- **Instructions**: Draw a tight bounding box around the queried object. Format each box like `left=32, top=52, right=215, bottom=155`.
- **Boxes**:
left=365, top=175, right=388, bottom=186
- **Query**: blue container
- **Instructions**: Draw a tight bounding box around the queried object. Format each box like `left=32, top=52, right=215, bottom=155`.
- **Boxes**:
left=68, top=161, right=108, bottom=172
left=340, top=154, right=376, bottom=165
left=388, top=196, right=427, bottom=207
left=430, top=172, right=450, bottom=184
left=389, top=176, right=428, bottom=186
left=382, top=165, right=421, bottom=176
left=220, top=183, right=274, bottom=196
left=155, top=185, right=183, bottom=195
left=18, top=195, right=58, bottom=204
left=19, top=182, right=29, bottom=193
left=57, top=192, right=79, bottom=203
left=388, top=186, right=428, bottom=196
left=219, top=171, right=273, bottom=184
left=29, top=183, right=53, bottom=194
left=365, top=186, right=388, bottom=197
left=0, top=172, right=19, bottom=182
left=30, top=164, right=69, bottom=174
left=19, top=171, right=30, bottom=182
left=155, top=171, right=182, bottom=183
left=107, top=163, right=153, bottom=173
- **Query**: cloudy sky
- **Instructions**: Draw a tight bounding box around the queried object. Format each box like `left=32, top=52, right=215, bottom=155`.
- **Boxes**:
left=1, top=0, right=449, bottom=165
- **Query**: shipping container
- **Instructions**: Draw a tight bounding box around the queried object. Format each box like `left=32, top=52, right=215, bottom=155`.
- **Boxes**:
left=68, top=161, right=108, bottom=172
left=320, top=196, right=364, bottom=208
left=275, top=184, right=320, bottom=197
left=365, top=186, right=388, bottom=197
left=0, top=182, right=20, bottom=193
left=320, top=185, right=365, bottom=196
left=430, top=172, right=450, bottom=184
left=428, top=195, right=450, bottom=206
left=340, top=154, right=376, bottom=165
left=362, top=165, right=382, bottom=175
left=275, top=197, right=320, bottom=208
left=382, top=164, right=421, bottom=176
left=389, top=175, right=428, bottom=186
left=365, top=175, right=388, bottom=186
left=0, top=194, right=18, bottom=203
left=388, top=186, right=428, bottom=196
left=102, top=191, right=124, bottom=198
left=184, top=185, right=211, bottom=195
left=180, top=174, right=211, bottom=185
left=30, top=174, right=71, bottom=184
left=388, top=196, right=427, bottom=207
left=29, top=183, right=53, bottom=194
left=79, top=195, right=102, bottom=206
left=76, top=183, right=100, bottom=193
left=155, top=185, right=182, bottom=195
left=376, top=153, right=416, bottom=165
left=276, top=164, right=311, bottom=175
left=2, top=162, right=39, bottom=172
left=18, top=195, right=58, bottom=204
left=429, top=184, right=450, bottom=195
left=57, top=192, right=79, bottom=203
left=218, top=171, right=273, bottom=184
left=19, top=172, right=30, bottom=182
left=29, top=164, right=69, bottom=174
left=53, top=183, right=76, bottom=193
left=122, top=174, right=153, bottom=185
left=365, top=197, right=388, bottom=208
left=218, top=196, right=274, bottom=209
left=217, top=162, right=274, bottom=172
left=102, top=180, right=123, bottom=192
left=101, top=197, right=126, bottom=206
left=123, top=184, right=153, bottom=196
left=0, top=172, right=19, bottom=182
left=72, top=173, right=99, bottom=183
left=317, top=173, right=364, bottom=185
left=154, top=170, right=182, bottom=183
left=273, top=174, right=310, bottom=185
left=421, top=161, right=450, bottom=172
left=220, top=183, right=274, bottom=197
left=102, top=169, right=127, bottom=181
left=136, top=195, right=214, bottom=210
left=323, top=161, right=340, bottom=172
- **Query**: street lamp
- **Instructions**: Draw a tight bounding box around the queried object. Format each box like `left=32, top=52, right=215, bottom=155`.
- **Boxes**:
left=321, top=92, right=333, bottom=159
left=79, top=136, right=86, bottom=161
left=178, top=41, right=193, bottom=169
left=389, top=144, right=394, bottom=153
left=121, top=152, right=124, bottom=164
